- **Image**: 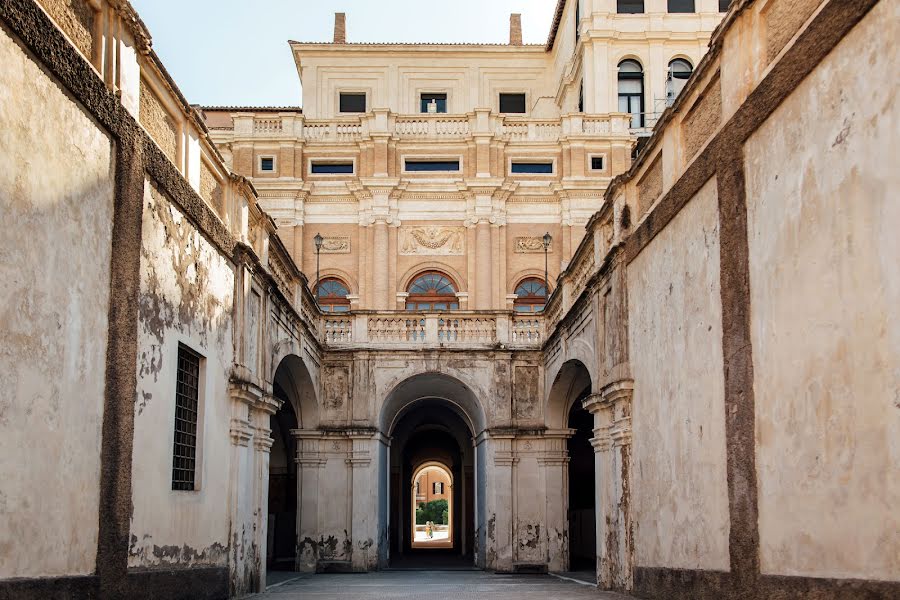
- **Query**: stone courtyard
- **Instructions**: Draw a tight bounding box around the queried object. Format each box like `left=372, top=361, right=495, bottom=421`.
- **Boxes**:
left=259, top=571, right=633, bottom=600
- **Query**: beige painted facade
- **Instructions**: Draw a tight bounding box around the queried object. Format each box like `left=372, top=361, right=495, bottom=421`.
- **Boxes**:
left=1, top=1, right=898, bottom=600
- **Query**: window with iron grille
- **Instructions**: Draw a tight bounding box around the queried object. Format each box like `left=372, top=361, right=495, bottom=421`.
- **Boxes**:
left=172, top=345, right=201, bottom=491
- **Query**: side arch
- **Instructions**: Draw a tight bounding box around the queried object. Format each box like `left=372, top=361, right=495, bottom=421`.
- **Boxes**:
left=545, top=359, right=593, bottom=430
left=271, top=343, right=319, bottom=430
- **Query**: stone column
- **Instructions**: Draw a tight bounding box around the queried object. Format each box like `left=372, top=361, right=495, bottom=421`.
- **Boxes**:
left=583, top=379, right=634, bottom=591
left=251, top=395, right=280, bottom=592
left=227, top=381, right=261, bottom=596
left=488, top=433, right=516, bottom=572
left=540, top=430, right=573, bottom=573
left=294, top=430, right=326, bottom=572
left=348, top=430, right=378, bottom=572
left=373, top=218, right=390, bottom=309
left=475, top=219, right=492, bottom=310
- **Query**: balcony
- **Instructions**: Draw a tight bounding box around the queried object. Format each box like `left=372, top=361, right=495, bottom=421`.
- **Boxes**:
left=322, top=311, right=543, bottom=349
left=230, top=110, right=634, bottom=145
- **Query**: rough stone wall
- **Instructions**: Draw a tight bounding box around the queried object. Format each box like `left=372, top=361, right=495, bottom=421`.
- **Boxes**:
left=765, top=0, right=822, bottom=62
left=627, top=178, right=730, bottom=571
left=37, top=0, right=94, bottom=58
left=636, top=155, right=662, bottom=218
left=129, top=180, right=235, bottom=569
left=140, top=81, right=178, bottom=165
left=744, top=0, right=899, bottom=580
left=682, top=76, right=721, bottom=160
left=0, top=25, right=114, bottom=578
left=199, top=160, right=224, bottom=218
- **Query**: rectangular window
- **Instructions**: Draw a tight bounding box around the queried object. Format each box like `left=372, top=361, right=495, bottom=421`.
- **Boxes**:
left=172, top=345, right=201, bottom=491
left=499, top=93, right=526, bottom=114
left=617, top=0, right=644, bottom=13
left=433, top=482, right=444, bottom=494
left=591, top=156, right=605, bottom=171
left=511, top=162, right=554, bottom=174
left=420, top=93, right=447, bottom=113
left=311, top=162, right=354, bottom=174
left=339, top=92, right=367, bottom=113
left=719, top=0, right=731, bottom=11
left=668, top=0, right=695, bottom=13
left=405, top=160, right=461, bottom=172
left=260, top=157, right=274, bottom=172
left=575, top=0, right=580, bottom=41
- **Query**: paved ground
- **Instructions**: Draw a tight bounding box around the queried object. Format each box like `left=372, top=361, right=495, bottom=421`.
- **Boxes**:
left=260, top=570, right=634, bottom=599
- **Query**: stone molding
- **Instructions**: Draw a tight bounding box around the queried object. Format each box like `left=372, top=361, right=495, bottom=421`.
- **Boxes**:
left=514, top=236, right=552, bottom=254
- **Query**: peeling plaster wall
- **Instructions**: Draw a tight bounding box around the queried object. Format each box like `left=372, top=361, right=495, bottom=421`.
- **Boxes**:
left=627, top=178, right=730, bottom=571
left=129, top=179, right=235, bottom=569
left=0, top=25, right=114, bottom=579
left=744, top=0, right=900, bottom=580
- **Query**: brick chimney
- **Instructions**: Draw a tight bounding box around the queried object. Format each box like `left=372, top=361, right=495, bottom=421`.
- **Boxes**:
left=509, top=13, right=523, bottom=46
left=333, top=12, right=346, bottom=44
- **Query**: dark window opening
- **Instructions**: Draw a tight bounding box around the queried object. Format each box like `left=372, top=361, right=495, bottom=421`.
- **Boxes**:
left=421, top=93, right=448, bottom=113
left=499, top=93, right=527, bottom=114
left=618, top=59, right=645, bottom=128
left=405, top=160, right=460, bottom=172
left=578, top=82, right=584, bottom=112
left=260, top=157, right=274, bottom=171
left=668, top=0, right=695, bottom=13
left=339, top=92, right=367, bottom=113
left=719, top=0, right=732, bottom=11
left=511, top=162, right=553, bottom=174
left=311, top=162, right=354, bottom=174
left=172, top=345, right=201, bottom=491
left=617, top=0, right=644, bottom=14
left=591, top=156, right=604, bottom=170
left=575, top=0, right=581, bottom=41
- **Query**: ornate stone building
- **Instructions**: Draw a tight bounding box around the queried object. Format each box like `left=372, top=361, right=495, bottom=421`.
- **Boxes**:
left=0, top=0, right=897, bottom=600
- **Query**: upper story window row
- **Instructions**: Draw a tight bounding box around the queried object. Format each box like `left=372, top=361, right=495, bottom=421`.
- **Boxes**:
left=339, top=92, right=528, bottom=115
left=617, top=0, right=731, bottom=13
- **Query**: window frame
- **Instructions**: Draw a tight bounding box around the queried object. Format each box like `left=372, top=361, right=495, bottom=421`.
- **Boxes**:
left=508, top=157, right=557, bottom=176
left=258, top=155, right=276, bottom=174
left=420, top=92, right=449, bottom=114
left=338, top=91, right=368, bottom=114
left=667, top=0, right=696, bottom=13
left=315, top=277, right=352, bottom=313
left=617, top=59, right=645, bottom=129
left=498, top=92, right=528, bottom=114
left=405, top=271, right=460, bottom=312
left=401, top=155, right=464, bottom=175
left=513, top=277, right=548, bottom=313
left=308, top=157, right=357, bottom=177
left=172, top=343, right=204, bottom=492
left=616, top=0, right=645, bottom=14
left=588, top=153, right=607, bottom=172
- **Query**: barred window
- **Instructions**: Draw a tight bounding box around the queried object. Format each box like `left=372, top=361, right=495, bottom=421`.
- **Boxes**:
left=172, top=345, right=201, bottom=491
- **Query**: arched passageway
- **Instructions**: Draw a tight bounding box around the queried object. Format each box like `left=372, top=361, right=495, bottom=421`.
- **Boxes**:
left=379, top=373, right=487, bottom=569
left=547, top=359, right=597, bottom=576
left=266, top=354, right=317, bottom=580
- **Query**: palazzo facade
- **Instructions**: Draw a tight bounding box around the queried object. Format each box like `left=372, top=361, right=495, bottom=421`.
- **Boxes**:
left=0, top=1, right=897, bottom=600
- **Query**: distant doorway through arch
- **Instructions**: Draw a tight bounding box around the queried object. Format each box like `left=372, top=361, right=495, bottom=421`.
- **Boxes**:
left=379, top=373, right=487, bottom=569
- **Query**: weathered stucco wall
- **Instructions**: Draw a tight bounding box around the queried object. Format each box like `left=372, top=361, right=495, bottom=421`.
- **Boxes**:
left=627, top=178, right=730, bottom=571
left=0, top=26, right=114, bottom=578
left=744, top=0, right=900, bottom=580
left=129, top=180, right=236, bottom=569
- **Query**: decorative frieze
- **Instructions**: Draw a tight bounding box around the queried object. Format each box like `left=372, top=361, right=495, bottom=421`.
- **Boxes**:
left=515, top=236, right=551, bottom=253
left=319, top=235, right=350, bottom=254
left=399, top=226, right=465, bottom=255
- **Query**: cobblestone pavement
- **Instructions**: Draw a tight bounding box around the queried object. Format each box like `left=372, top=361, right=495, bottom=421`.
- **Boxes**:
left=261, top=570, right=634, bottom=599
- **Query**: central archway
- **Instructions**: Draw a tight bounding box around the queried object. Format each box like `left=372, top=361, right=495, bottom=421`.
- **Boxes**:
left=377, top=372, right=487, bottom=569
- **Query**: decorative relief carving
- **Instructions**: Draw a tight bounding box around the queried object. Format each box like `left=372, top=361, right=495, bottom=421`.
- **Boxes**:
left=515, top=237, right=551, bottom=254
left=320, top=236, right=350, bottom=254
left=322, top=365, right=350, bottom=411
left=399, top=226, right=465, bottom=255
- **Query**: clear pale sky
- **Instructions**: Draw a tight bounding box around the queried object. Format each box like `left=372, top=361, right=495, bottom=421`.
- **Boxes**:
left=130, top=0, right=558, bottom=107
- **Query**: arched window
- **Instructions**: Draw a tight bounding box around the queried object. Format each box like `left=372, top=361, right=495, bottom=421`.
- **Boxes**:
left=618, top=59, right=644, bottom=128
left=315, top=278, right=350, bottom=312
left=514, top=278, right=548, bottom=313
left=406, top=271, right=459, bottom=311
left=667, top=58, right=693, bottom=103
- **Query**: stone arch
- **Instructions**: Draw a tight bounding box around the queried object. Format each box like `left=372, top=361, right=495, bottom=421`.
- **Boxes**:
left=313, top=267, right=358, bottom=295
left=271, top=345, right=319, bottom=430
left=545, top=358, right=593, bottom=430
left=380, top=371, right=487, bottom=437
left=507, top=267, right=546, bottom=294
